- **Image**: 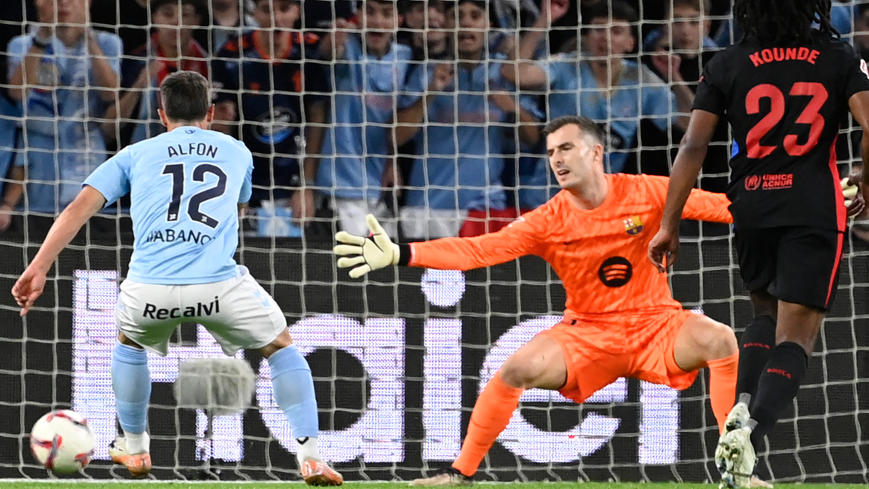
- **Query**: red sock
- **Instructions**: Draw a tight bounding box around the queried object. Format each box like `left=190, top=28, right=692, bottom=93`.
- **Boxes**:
left=707, top=352, right=739, bottom=434
left=452, top=373, right=523, bottom=477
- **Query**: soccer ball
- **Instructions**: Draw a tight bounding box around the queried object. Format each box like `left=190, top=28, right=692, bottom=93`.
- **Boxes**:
left=30, top=410, right=95, bottom=473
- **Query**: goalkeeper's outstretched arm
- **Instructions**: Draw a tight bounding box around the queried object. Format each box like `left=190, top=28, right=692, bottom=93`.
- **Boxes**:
left=333, top=214, right=543, bottom=278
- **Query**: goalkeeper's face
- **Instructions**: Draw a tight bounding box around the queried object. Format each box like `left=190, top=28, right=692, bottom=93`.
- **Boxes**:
left=546, top=125, right=605, bottom=191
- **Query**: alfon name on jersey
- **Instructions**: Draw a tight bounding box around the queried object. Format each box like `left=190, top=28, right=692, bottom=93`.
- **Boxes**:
left=145, top=228, right=213, bottom=245
left=167, top=143, right=219, bottom=158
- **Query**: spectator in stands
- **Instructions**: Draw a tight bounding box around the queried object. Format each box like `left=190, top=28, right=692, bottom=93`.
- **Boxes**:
left=714, top=0, right=854, bottom=47
left=211, top=0, right=328, bottom=234
left=643, top=0, right=730, bottom=195
left=308, top=0, right=423, bottom=237
left=198, top=0, right=258, bottom=53
left=398, top=0, right=448, bottom=59
left=395, top=0, right=542, bottom=240
left=7, top=0, right=121, bottom=220
left=642, top=0, right=716, bottom=56
left=503, top=0, right=684, bottom=176
left=105, top=0, right=207, bottom=147
left=90, top=0, right=148, bottom=57
left=0, top=92, right=22, bottom=232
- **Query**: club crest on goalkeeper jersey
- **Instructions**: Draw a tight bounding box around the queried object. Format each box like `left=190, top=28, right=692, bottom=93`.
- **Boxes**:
left=407, top=173, right=732, bottom=318
left=83, top=127, right=254, bottom=285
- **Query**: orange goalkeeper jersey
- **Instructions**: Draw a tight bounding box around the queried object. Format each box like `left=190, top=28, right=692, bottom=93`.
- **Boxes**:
left=408, top=173, right=732, bottom=319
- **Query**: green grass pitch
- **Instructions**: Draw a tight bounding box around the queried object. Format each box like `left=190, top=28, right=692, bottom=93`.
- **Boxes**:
left=0, top=483, right=865, bottom=489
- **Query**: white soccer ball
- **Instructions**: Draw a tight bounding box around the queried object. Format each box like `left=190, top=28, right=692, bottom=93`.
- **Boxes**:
left=30, top=410, right=95, bottom=473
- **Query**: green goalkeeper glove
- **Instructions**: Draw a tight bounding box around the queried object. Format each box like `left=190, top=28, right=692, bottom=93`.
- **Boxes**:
left=333, top=214, right=400, bottom=278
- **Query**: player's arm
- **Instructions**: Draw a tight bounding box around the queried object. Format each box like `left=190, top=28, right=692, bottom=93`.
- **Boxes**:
left=12, top=186, right=107, bottom=315
left=394, top=63, right=454, bottom=147
left=849, top=91, right=869, bottom=210
left=13, top=150, right=131, bottom=315
left=499, top=0, right=567, bottom=89
left=648, top=109, right=719, bottom=271
left=333, top=214, right=543, bottom=278
left=682, top=188, right=732, bottom=223
left=659, top=110, right=720, bottom=231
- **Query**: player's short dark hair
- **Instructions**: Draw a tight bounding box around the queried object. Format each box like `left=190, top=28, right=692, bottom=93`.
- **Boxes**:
left=583, top=0, right=638, bottom=26
left=735, top=0, right=839, bottom=45
left=543, top=116, right=605, bottom=147
left=160, top=71, right=211, bottom=122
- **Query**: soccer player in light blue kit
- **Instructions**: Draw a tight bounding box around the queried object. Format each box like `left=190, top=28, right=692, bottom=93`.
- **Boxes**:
left=11, top=72, right=343, bottom=486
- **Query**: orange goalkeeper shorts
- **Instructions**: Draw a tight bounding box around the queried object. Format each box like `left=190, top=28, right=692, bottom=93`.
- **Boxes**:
left=539, top=308, right=699, bottom=404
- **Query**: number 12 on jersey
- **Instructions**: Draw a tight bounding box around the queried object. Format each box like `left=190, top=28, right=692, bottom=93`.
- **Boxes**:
left=161, top=163, right=228, bottom=229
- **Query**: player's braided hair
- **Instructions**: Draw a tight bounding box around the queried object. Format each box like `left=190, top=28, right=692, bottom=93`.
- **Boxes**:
left=735, top=0, right=839, bottom=46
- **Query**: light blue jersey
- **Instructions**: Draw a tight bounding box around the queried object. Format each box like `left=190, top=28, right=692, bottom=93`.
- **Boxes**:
left=0, top=95, right=21, bottom=197
left=7, top=32, right=122, bottom=214
left=405, top=59, right=524, bottom=211
left=541, top=57, right=674, bottom=173
left=84, top=127, right=253, bottom=285
left=317, top=35, right=425, bottom=201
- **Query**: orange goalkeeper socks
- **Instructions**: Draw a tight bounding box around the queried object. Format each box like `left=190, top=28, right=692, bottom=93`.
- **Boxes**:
left=707, top=352, right=739, bottom=433
left=452, top=372, right=523, bottom=477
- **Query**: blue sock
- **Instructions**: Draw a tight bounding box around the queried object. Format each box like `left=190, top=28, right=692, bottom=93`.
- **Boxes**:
left=269, top=345, right=319, bottom=440
left=111, top=342, right=151, bottom=434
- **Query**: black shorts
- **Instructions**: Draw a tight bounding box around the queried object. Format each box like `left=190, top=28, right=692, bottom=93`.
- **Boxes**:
left=734, top=226, right=844, bottom=310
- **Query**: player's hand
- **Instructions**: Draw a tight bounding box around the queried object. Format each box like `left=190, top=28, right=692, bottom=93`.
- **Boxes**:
left=650, top=51, right=683, bottom=83
left=428, top=62, right=454, bottom=92
left=841, top=176, right=866, bottom=218
left=12, top=266, right=47, bottom=316
left=333, top=214, right=400, bottom=279
left=540, top=0, right=569, bottom=25
left=648, top=229, right=680, bottom=273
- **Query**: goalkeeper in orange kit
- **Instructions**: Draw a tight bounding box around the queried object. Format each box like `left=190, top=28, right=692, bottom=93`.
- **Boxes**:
left=333, top=115, right=739, bottom=486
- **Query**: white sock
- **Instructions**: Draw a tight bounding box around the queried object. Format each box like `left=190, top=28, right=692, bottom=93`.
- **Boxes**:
left=296, top=436, right=320, bottom=463
left=123, top=430, right=150, bottom=454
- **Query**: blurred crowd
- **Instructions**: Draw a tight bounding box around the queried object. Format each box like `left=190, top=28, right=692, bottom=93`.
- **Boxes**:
left=0, top=0, right=867, bottom=241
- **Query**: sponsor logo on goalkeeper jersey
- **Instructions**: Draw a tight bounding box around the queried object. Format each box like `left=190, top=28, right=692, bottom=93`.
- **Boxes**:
left=142, top=297, right=220, bottom=319
left=744, top=174, right=793, bottom=191
left=144, top=229, right=213, bottom=245
left=623, top=216, right=644, bottom=236
left=599, top=256, right=632, bottom=287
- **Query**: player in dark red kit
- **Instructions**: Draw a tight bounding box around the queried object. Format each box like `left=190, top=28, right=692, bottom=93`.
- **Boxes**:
left=649, top=0, right=869, bottom=487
